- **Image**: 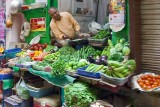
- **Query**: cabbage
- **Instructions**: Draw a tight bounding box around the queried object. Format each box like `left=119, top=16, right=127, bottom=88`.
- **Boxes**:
left=115, top=43, right=123, bottom=52
left=110, top=48, right=117, bottom=56
left=122, top=46, right=130, bottom=56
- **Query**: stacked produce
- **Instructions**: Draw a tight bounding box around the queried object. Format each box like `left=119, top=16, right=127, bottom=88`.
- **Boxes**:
left=102, top=39, right=130, bottom=62
left=85, top=64, right=108, bottom=73
left=92, top=30, right=110, bottom=39
left=29, top=43, right=47, bottom=51
left=16, top=51, right=26, bottom=57
left=32, top=61, right=52, bottom=72
left=43, top=46, right=76, bottom=76
left=88, top=55, right=108, bottom=65
left=16, top=56, right=31, bottom=64
left=65, top=59, right=89, bottom=71
left=44, top=52, right=60, bottom=62
left=65, top=82, right=97, bottom=107
left=137, top=74, right=160, bottom=90
left=43, top=45, right=58, bottom=53
left=70, top=46, right=101, bottom=62
left=102, top=60, right=136, bottom=78
left=28, top=51, right=47, bottom=61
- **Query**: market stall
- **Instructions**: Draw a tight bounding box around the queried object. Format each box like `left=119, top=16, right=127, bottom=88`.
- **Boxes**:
left=2, top=0, right=158, bottom=107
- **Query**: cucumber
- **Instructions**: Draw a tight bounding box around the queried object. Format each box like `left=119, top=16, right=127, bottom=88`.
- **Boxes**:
left=94, top=65, right=104, bottom=72
left=114, top=66, right=125, bottom=72
left=85, top=64, right=94, bottom=71
left=113, top=72, right=125, bottom=78
left=108, top=60, right=123, bottom=67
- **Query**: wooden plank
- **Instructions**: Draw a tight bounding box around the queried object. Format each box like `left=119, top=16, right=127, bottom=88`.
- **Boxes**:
left=142, top=60, right=160, bottom=64
left=141, top=1, right=160, bottom=5
left=141, top=15, right=160, bottom=20
left=141, top=67, right=160, bottom=72
left=141, top=20, right=160, bottom=25
left=142, top=39, right=160, bottom=43
left=142, top=53, right=160, bottom=56
left=142, top=54, right=160, bottom=58
left=141, top=48, right=160, bottom=51
left=142, top=42, right=160, bottom=45
left=142, top=44, right=160, bottom=48
left=142, top=57, right=160, bottom=61
left=142, top=64, right=160, bottom=69
left=141, top=10, right=160, bottom=15
left=141, top=4, right=160, bottom=10
left=142, top=50, right=160, bottom=53
left=141, top=25, right=160, bottom=30
left=141, top=34, right=160, bottom=38
left=141, top=30, right=160, bottom=34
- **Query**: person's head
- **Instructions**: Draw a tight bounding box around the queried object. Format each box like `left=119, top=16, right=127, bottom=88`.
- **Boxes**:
left=48, top=7, right=61, bottom=21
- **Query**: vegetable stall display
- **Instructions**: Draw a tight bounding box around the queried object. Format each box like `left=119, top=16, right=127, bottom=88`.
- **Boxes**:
left=64, top=82, right=97, bottom=107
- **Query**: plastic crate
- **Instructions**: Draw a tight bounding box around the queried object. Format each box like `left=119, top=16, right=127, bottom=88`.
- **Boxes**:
left=69, top=39, right=88, bottom=46
left=26, top=81, right=54, bottom=98
left=101, top=73, right=131, bottom=86
left=4, top=95, right=33, bottom=107
left=9, top=42, right=28, bottom=49
left=4, top=48, right=22, bottom=58
left=0, top=73, right=13, bottom=81
left=77, top=66, right=101, bottom=79
left=88, top=37, right=109, bottom=47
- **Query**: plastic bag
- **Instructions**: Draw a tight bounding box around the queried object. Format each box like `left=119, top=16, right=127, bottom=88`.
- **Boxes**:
left=88, top=21, right=102, bottom=34
left=10, top=0, right=23, bottom=14
left=16, top=78, right=30, bottom=100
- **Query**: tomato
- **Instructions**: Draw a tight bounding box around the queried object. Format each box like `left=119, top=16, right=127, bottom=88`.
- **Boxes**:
left=147, top=86, right=151, bottom=90
left=138, top=82, right=144, bottom=87
left=142, top=85, right=147, bottom=89
left=147, top=77, right=152, bottom=81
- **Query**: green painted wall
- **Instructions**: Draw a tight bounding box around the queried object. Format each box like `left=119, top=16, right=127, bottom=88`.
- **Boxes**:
left=112, top=0, right=129, bottom=45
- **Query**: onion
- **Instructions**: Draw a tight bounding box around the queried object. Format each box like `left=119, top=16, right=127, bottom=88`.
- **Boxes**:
left=6, top=17, right=13, bottom=28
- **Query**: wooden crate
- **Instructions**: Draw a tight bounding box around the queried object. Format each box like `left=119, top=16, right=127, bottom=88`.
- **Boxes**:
left=9, top=42, right=28, bottom=49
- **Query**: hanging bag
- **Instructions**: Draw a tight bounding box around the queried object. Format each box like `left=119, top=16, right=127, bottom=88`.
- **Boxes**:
left=16, top=78, right=30, bottom=100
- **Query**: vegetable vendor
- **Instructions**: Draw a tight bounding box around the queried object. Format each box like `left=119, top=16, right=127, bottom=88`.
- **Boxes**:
left=48, top=7, right=81, bottom=46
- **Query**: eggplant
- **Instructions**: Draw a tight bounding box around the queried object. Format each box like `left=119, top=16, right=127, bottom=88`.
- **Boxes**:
left=87, top=55, right=95, bottom=63
left=101, top=59, right=108, bottom=66
left=100, top=55, right=108, bottom=61
left=95, top=59, right=101, bottom=65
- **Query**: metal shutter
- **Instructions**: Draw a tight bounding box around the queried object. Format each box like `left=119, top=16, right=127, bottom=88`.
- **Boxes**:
left=140, top=0, right=160, bottom=72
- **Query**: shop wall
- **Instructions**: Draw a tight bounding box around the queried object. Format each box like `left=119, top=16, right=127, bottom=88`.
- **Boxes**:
left=5, top=0, right=24, bottom=49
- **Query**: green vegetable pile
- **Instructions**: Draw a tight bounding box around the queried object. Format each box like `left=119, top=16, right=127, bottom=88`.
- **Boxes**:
left=86, top=64, right=107, bottom=73
left=102, top=39, right=130, bottom=62
left=43, top=46, right=76, bottom=76
left=70, top=46, right=101, bottom=62
left=50, top=59, right=66, bottom=76
left=17, top=56, right=31, bottom=64
left=65, top=59, right=88, bottom=71
left=44, top=45, right=58, bottom=52
left=65, top=82, right=97, bottom=107
left=102, top=60, right=136, bottom=78
left=92, top=30, right=110, bottom=39
left=37, top=61, right=49, bottom=67
left=44, top=52, right=60, bottom=62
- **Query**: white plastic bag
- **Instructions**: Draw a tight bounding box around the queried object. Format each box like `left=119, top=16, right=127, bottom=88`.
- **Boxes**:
left=20, top=21, right=30, bottom=39
left=88, top=21, right=102, bottom=34
left=10, top=0, right=23, bottom=14
left=16, top=78, right=30, bottom=100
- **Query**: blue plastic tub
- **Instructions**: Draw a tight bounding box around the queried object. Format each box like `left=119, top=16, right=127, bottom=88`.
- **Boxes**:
left=27, top=82, right=54, bottom=98
left=0, top=73, right=13, bottom=81
left=4, top=48, right=21, bottom=58
left=0, top=54, right=5, bottom=59
left=77, top=66, right=101, bottom=79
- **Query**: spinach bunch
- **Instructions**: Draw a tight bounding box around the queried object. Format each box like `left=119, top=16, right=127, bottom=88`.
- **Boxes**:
left=65, top=82, right=97, bottom=107
left=51, top=60, right=66, bottom=76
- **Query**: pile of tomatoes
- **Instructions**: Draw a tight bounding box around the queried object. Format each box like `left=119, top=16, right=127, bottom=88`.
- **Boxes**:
left=137, top=74, right=160, bottom=90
